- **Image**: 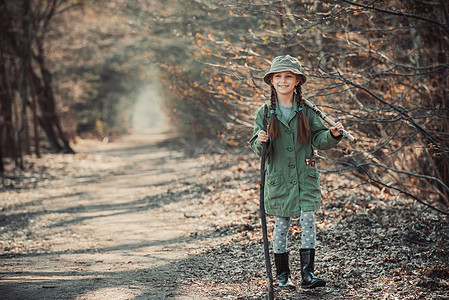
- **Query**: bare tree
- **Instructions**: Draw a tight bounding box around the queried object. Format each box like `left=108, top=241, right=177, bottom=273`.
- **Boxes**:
left=151, top=0, right=449, bottom=213
left=0, top=0, right=77, bottom=174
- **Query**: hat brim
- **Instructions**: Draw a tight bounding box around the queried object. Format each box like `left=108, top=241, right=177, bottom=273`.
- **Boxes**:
left=263, top=68, right=307, bottom=84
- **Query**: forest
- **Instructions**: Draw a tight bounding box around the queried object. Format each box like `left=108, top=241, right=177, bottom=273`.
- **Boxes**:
left=0, top=0, right=448, bottom=299
left=1, top=0, right=448, bottom=212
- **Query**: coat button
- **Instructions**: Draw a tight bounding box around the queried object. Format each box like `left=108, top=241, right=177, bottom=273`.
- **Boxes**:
left=287, top=146, right=293, bottom=151
left=292, top=179, right=298, bottom=184
left=285, top=129, right=291, bottom=134
left=289, top=163, right=295, bottom=169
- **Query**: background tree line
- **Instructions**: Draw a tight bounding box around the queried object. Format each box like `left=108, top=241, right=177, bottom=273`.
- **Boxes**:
left=0, top=0, right=75, bottom=171
left=0, top=0, right=448, bottom=213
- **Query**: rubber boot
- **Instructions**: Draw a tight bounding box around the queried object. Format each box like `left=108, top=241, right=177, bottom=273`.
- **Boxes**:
left=274, top=252, right=296, bottom=289
left=300, top=249, right=326, bottom=289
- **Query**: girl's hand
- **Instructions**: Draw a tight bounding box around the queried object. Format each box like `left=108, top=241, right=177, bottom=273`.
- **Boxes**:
left=330, top=122, right=344, bottom=137
left=258, top=130, right=269, bottom=144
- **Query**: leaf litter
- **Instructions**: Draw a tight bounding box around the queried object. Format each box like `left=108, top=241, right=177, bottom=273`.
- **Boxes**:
left=0, top=134, right=448, bottom=299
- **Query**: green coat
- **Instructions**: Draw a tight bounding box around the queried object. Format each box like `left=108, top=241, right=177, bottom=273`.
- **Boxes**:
left=249, top=99, right=341, bottom=216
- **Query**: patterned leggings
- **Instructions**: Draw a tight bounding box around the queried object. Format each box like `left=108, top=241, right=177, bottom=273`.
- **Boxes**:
left=272, top=211, right=316, bottom=254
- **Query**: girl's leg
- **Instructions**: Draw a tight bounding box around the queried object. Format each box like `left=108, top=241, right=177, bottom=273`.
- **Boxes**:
left=273, top=216, right=290, bottom=254
left=299, top=210, right=325, bottom=289
left=299, top=211, right=316, bottom=249
left=273, top=216, right=295, bottom=289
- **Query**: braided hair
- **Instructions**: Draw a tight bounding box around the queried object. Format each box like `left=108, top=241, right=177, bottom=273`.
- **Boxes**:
left=295, top=83, right=310, bottom=143
left=267, top=78, right=310, bottom=143
left=268, top=84, right=280, bottom=140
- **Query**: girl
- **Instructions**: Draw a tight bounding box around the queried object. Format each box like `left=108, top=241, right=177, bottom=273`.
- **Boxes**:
left=250, top=55, right=344, bottom=289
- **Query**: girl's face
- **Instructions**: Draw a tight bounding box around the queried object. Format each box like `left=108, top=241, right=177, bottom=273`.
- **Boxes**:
left=271, top=71, right=301, bottom=96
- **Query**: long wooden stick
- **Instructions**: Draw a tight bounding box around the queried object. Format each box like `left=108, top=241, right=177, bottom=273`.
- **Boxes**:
left=303, top=98, right=357, bottom=143
left=259, top=105, right=274, bottom=300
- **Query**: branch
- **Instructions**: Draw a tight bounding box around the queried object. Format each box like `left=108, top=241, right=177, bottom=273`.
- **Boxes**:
left=369, top=173, right=448, bottom=216
left=357, top=161, right=449, bottom=193
left=341, top=159, right=449, bottom=216
left=54, top=1, right=85, bottom=16
left=340, top=0, right=449, bottom=34
left=337, top=76, right=449, bottom=161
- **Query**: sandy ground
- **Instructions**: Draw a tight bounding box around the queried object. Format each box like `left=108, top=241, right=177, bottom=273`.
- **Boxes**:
left=1, top=130, right=448, bottom=300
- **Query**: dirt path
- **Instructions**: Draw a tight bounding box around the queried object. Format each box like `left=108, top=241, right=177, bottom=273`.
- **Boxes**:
left=1, top=130, right=448, bottom=300
left=0, top=131, right=233, bottom=299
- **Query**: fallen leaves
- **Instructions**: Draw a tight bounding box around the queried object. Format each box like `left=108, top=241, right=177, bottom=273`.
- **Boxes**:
left=1, top=135, right=448, bottom=299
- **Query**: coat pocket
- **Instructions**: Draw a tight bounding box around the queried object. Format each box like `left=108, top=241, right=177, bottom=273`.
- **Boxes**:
left=300, top=166, right=321, bottom=201
left=307, top=167, right=320, bottom=179
left=265, top=171, right=287, bottom=200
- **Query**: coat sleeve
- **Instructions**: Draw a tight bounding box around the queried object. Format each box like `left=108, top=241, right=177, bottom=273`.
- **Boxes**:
left=307, top=107, right=342, bottom=150
left=249, top=104, right=272, bottom=157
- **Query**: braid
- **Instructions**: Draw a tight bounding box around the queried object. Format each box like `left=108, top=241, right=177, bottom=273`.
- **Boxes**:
left=296, top=84, right=310, bottom=143
left=268, top=85, right=280, bottom=140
